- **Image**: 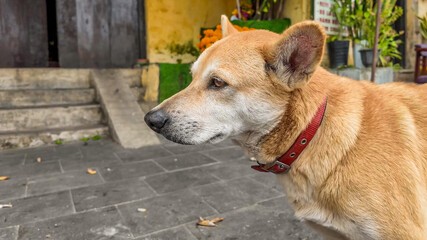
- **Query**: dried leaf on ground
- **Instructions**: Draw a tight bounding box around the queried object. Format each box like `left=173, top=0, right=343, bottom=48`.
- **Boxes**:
left=37, top=157, right=42, bottom=163
left=197, top=217, right=224, bottom=227
left=0, top=176, right=10, bottom=181
left=87, top=168, right=97, bottom=175
left=0, top=203, right=12, bottom=208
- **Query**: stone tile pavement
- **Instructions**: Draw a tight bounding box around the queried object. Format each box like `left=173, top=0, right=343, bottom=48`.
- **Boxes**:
left=0, top=137, right=321, bottom=240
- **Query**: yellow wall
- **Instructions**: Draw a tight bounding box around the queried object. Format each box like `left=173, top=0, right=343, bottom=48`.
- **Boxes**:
left=145, top=0, right=235, bottom=63
left=283, top=0, right=311, bottom=24
left=145, top=0, right=419, bottom=69
left=419, top=0, right=427, bottom=16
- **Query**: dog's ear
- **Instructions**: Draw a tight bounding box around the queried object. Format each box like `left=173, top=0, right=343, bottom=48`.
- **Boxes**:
left=266, top=21, right=326, bottom=90
left=221, top=15, right=238, bottom=37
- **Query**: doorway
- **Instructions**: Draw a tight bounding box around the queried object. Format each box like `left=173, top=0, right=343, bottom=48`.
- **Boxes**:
left=46, top=0, right=59, bottom=67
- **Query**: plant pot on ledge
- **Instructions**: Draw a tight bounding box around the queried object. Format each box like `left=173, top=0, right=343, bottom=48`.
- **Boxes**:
left=328, top=40, right=350, bottom=68
left=359, top=49, right=380, bottom=67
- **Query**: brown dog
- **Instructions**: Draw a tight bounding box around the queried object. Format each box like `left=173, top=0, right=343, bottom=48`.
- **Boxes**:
left=145, top=15, right=427, bottom=239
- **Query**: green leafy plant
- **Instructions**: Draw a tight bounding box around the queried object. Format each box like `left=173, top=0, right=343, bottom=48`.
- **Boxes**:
left=91, top=135, right=101, bottom=141
left=252, top=0, right=285, bottom=20
left=81, top=137, right=89, bottom=142
left=55, top=140, right=62, bottom=145
left=335, top=0, right=403, bottom=68
left=417, top=13, right=427, bottom=40
left=330, top=0, right=353, bottom=41
left=166, top=41, right=199, bottom=57
left=368, top=0, right=403, bottom=67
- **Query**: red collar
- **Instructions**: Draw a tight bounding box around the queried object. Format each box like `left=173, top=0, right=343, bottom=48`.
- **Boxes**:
left=251, top=97, right=327, bottom=174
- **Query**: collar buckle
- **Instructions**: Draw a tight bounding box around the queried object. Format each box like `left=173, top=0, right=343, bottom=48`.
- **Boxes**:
left=250, top=97, right=328, bottom=175
left=274, top=161, right=291, bottom=173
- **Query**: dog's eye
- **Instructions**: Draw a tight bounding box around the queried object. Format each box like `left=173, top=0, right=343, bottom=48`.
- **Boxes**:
left=211, top=77, right=227, bottom=88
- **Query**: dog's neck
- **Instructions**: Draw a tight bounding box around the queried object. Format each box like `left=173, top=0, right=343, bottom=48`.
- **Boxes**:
left=259, top=68, right=362, bottom=188
left=259, top=78, right=327, bottom=163
left=233, top=70, right=327, bottom=164
left=235, top=68, right=361, bottom=185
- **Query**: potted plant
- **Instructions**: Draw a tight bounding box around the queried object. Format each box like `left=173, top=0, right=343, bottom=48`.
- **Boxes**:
left=354, top=0, right=403, bottom=68
left=328, top=0, right=351, bottom=68
left=345, top=0, right=368, bottom=68
left=359, top=48, right=380, bottom=67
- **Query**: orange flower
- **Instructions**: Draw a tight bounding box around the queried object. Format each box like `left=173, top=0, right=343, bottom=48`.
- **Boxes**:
left=210, top=36, right=219, bottom=42
left=197, top=23, right=255, bottom=52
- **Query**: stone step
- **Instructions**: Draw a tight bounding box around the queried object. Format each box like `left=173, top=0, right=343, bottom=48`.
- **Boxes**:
left=0, top=124, right=109, bottom=149
left=131, top=87, right=145, bottom=102
left=0, top=68, right=143, bottom=89
left=0, top=104, right=103, bottom=132
left=0, top=69, right=91, bottom=89
left=0, top=89, right=96, bottom=108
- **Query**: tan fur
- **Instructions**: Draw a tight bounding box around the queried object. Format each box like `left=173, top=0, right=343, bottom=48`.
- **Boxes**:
left=148, top=17, right=427, bottom=239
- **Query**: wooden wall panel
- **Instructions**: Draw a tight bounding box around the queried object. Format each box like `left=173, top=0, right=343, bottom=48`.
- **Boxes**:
left=0, top=0, right=48, bottom=67
left=56, top=0, right=79, bottom=67
left=26, top=0, right=49, bottom=67
left=75, top=0, right=111, bottom=68
left=0, top=0, right=143, bottom=68
left=110, top=0, right=139, bottom=67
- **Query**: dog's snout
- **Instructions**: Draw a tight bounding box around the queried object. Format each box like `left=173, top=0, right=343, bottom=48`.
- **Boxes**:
left=144, top=110, right=169, bottom=133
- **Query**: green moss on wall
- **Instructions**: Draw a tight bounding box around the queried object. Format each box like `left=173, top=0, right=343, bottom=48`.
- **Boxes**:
left=159, top=63, right=192, bottom=102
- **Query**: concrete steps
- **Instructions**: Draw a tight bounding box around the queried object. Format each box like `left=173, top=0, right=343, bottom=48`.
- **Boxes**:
left=0, top=69, right=110, bottom=149
left=0, top=125, right=109, bottom=149
left=0, top=68, right=159, bottom=149
left=0, top=89, right=95, bottom=108
left=0, top=104, right=103, bottom=132
left=131, top=87, right=145, bottom=102
left=0, top=69, right=91, bottom=89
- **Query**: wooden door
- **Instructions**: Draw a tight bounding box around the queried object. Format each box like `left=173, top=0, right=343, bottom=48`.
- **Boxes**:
left=57, top=0, right=144, bottom=68
left=0, top=0, right=49, bottom=67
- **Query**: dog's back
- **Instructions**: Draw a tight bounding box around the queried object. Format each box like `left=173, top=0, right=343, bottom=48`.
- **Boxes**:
left=286, top=68, right=427, bottom=239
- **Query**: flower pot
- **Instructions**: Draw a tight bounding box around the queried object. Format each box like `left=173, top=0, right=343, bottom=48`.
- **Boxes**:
left=359, top=49, right=380, bottom=67
left=328, top=40, right=350, bottom=68
left=353, top=41, right=367, bottom=68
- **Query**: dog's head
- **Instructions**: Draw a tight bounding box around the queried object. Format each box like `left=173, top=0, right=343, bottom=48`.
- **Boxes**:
left=145, top=16, right=325, bottom=145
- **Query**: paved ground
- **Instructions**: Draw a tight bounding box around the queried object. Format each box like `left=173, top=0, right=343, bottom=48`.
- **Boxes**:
left=0, top=137, right=321, bottom=240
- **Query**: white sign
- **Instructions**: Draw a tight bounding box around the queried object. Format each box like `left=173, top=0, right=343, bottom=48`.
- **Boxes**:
left=313, top=0, right=341, bottom=35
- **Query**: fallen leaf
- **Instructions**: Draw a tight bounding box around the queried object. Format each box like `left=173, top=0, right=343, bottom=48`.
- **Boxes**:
left=211, top=218, right=224, bottom=223
left=137, top=208, right=147, bottom=212
left=197, top=217, right=224, bottom=227
left=37, top=157, right=42, bottom=163
left=87, top=168, right=97, bottom=175
left=46, top=234, right=51, bottom=238
left=0, top=203, right=12, bottom=208
left=0, top=176, right=9, bottom=181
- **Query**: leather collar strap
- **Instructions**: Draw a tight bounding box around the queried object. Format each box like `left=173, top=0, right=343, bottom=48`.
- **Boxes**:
left=251, top=97, right=327, bottom=174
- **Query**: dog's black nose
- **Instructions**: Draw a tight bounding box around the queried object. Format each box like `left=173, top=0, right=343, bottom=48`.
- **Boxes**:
left=144, top=110, right=169, bottom=133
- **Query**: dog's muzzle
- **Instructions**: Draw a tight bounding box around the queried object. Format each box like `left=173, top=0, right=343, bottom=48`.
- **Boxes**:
left=144, top=109, right=169, bottom=133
